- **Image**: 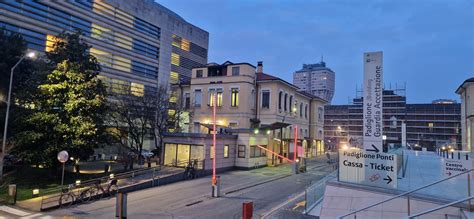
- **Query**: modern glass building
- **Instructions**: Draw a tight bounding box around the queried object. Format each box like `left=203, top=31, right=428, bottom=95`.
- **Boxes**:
left=324, top=87, right=462, bottom=150
left=0, top=0, right=209, bottom=96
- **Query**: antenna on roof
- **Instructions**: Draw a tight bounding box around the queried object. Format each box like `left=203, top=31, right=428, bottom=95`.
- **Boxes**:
left=321, top=54, right=324, bottom=63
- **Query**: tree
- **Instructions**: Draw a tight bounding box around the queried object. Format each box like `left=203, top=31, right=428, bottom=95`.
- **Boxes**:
left=13, top=32, right=108, bottom=167
left=0, top=29, right=46, bottom=177
left=108, top=86, right=170, bottom=169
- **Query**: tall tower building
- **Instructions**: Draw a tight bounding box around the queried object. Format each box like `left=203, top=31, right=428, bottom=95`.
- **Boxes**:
left=0, top=0, right=208, bottom=94
left=293, top=60, right=335, bottom=103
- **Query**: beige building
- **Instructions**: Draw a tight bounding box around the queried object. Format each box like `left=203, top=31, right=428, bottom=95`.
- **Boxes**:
left=456, top=78, right=474, bottom=152
left=164, top=61, right=327, bottom=170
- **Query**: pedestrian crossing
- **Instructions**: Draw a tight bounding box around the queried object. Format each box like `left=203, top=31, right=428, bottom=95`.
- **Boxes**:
left=0, top=206, right=51, bottom=218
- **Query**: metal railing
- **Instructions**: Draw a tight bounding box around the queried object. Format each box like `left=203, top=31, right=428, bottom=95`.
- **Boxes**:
left=337, top=169, right=474, bottom=218
left=304, top=171, right=337, bottom=214
left=38, top=160, right=205, bottom=210
left=406, top=196, right=474, bottom=219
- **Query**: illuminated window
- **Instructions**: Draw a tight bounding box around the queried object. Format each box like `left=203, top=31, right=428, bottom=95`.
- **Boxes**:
left=172, top=35, right=181, bottom=48
left=111, top=78, right=129, bottom=94
left=115, top=32, right=133, bottom=50
left=428, top=123, right=434, bottom=127
left=231, top=88, right=239, bottom=107
left=210, top=146, right=214, bottom=159
left=170, top=71, right=179, bottom=84
left=90, top=48, right=113, bottom=67
left=171, top=53, right=180, bottom=66
left=181, top=38, right=190, bottom=51
left=45, top=34, right=62, bottom=52
left=91, top=23, right=113, bottom=41
left=170, top=91, right=177, bottom=103
left=130, top=82, right=144, bottom=96
left=209, top=88, right=223, bottom=107
left=224, top=145, right=229, bottom=158
left=113, top=55, right=131, bottom=72
left=168, top=109, right=176, bottom=116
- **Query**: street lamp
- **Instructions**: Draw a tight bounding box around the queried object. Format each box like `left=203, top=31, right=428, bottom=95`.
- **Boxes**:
left=1, top=51, right=36, bottom=179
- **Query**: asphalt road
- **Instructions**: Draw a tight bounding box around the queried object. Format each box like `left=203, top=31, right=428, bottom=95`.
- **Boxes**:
left=47, top=158, right=334, bottom=219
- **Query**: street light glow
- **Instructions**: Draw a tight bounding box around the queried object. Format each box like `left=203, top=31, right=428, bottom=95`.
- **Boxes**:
left=254, top=129, right=259, bottom=134
left=26, top=51, right=36, bottom=59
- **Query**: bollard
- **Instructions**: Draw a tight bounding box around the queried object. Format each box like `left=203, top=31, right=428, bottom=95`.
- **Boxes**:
left=212, top=176, right=221, bottom=197
left=116, top=192, right=127, bottom=219
left=242, top=201, right=253, bottom=219
left=8, top=184, right=17, bottom=204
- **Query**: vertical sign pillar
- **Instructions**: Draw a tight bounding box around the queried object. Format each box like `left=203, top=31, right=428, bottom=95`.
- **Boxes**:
left=363, top=51, right=383, bottom=153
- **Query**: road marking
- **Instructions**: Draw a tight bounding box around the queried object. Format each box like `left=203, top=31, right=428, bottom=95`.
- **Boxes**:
left=23, top=213, right=44, bottom=218
left=0, top=206, right=31, bottom=216
left=292, top=200, right=305, bottom=210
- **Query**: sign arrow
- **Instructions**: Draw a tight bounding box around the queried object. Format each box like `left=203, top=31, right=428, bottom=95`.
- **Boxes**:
left=383, top=175, right=392, bottom=184
left=366, top=144, right=380, bottom=153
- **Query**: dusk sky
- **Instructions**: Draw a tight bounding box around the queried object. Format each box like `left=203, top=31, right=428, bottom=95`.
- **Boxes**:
left=159, top=0, right=474, bottom=104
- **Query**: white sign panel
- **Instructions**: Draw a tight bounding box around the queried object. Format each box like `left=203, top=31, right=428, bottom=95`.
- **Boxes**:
left=443, top=158, right=472, bottom=177
left=339, top=148, right=398, bottom=189
left=363, top=52, right=383, bottom=153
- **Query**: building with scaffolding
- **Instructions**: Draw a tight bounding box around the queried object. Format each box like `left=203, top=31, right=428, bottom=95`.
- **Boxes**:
left=324, top=84, right=461, bottom=150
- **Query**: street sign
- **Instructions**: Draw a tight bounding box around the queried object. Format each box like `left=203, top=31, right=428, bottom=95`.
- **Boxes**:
left=339, top=147, right=398, bottom=189
left=363, top=51, right=383, bottom=153
left=442, top=157, right=472, bottom=177
left=57, top=150, right=69, bottom=163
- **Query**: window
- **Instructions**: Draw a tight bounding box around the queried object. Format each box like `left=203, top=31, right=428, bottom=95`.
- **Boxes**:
left=130, top=82, right=144, bottom=96
left=250, top=145, right=266, bottom=158
left=181, top=38, right=190, bottom=51
left=238, top=145, right=246, bottom=158
left=318, top=107, right=323, bottom=121
left=284, top=93, right=288, bottom=111
left=224, top=145, right=229, bottom=158
left=194, top=89, right=202, bottom=107
left=170, top=71, right=179, bottom=84
left=278, top=91, right=283, bottom=110
left=229, top=122, right=238, bottom=128
left=289, top=96, right=293, bottom=112
left=209, top=88, right=223, bottom=107
left=262, top=90, right=270, bottom=108
left=232, top=66, right=240, bottom=76
left=305, top=104, right=308, bottom=118
left=171, top=53, right=180, bottom=66
left=231, top=88, right=239, bottom=107
left=184, top=93, right=190, bottom=109
left=300, top=103, right=303, bottom=117
left=196, top=70, right=203, bottom=78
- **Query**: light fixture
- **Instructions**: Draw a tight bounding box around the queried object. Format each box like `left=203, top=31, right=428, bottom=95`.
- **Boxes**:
left=109, top=173, right=115, bottom=179
left=292, top=107, right=297, bottom=113
left=266, top=130, right=271, bottom=135
left=382, top=135, right=387, bottom=140
left=32, top=189, right=39, bottom=196
left=342, top=144, right=348, bottom=150
left=26, top=51, right=36, bottom=59
left=70, top=157, right=74, bottom=161
left=254, top=129, right=259, bottom=134
left=442, top=146, right=446, bottom=150
left=75, top=180, right=81, bottom=186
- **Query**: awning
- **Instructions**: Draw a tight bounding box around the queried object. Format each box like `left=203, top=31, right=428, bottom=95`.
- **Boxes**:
left=260, top=122, right=291, bottom=130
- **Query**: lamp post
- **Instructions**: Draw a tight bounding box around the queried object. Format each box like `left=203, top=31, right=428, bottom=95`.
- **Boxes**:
left=57, top=150, right=69, bottom=187
left=0, top=51, right=35, bottom=179
left=211, top=90, right=219, bottom=197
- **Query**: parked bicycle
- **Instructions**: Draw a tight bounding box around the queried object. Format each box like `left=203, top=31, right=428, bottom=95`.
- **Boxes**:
left=90, top=178, right=119, bottom=199
left=183, top=160, right=197, bottom=180
left=58, top=184, right=94, bottom=208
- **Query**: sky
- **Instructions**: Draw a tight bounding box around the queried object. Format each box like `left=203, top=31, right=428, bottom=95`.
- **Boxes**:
left=159, top=0, right=474, bottom=104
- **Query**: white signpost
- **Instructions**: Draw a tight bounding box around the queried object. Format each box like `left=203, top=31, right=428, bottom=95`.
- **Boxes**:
left=363, top=51, right=383, bottom=153
left=338, top=51, right=399, bottom=189
left=339, top=147, right=398, bottom=189
left=443, top=158, right=472, bottom=177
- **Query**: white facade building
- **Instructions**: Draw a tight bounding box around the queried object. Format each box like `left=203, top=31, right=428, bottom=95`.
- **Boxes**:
left=293, top=61, right=335, bottom=103
left=456, top=77, right=474, bottom=152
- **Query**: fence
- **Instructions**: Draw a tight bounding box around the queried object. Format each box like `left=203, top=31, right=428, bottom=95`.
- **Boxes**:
left=38, top=160, right=205, bottom=211
left=304, top=171, right=337, bottom=214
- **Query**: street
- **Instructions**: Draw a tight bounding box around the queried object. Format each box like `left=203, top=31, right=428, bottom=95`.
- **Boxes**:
left=45, top=158, right=333, bottom=218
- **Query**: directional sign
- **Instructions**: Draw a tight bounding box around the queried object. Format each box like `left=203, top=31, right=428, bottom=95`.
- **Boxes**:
left=442, top=157, right=472, bottom=178
left=339, top=147, right=398, bottom=189
left=363, top=52, right=383, bottom=153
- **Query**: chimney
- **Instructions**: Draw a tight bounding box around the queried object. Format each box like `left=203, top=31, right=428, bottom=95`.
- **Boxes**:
left=257, top=61, right=263, bottom=73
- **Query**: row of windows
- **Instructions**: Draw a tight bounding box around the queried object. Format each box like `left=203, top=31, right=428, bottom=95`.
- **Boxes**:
left=1, top=1, right=160, bottom=59
left=90, top=48, right=158, bottom=78
left=1, top=22, right=45, bottom=51
left=171, top=52, right=204, bottom=71
left=91, top=0, right=160, bottom=39
left=192, top=88, right=248, bottom=108
left=172, top=34, right=207, bottom=59
left=97, top=75, right=148, bottom=97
